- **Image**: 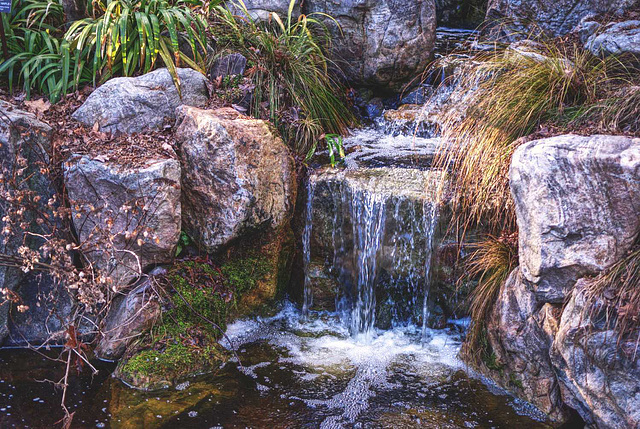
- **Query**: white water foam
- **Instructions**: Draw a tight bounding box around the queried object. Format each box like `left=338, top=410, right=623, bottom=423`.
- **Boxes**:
left=224, top=303, right=464, bottom=427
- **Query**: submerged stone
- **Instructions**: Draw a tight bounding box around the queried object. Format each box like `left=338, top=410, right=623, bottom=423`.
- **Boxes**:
left=108, top=379, right=220, bottom=429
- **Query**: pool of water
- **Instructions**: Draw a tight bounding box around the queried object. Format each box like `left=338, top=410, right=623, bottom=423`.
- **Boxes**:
left=0, top=302, right=550, bottom=429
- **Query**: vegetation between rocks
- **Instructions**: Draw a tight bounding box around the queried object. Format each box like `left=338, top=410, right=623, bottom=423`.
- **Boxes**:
left=434, top=40, right=640, bottom=362
left=211, top=0, right=355, bottom=157
left=119, top=254, right=272, bottom=389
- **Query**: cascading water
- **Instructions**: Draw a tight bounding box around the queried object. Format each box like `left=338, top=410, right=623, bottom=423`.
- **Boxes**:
left=302, top=177, right=316, bottom=317
left=347, top=188, right=387, bottom=339
left=421, top=199, right=440, bottom=343
left=301, top=168, right=442, bottom=342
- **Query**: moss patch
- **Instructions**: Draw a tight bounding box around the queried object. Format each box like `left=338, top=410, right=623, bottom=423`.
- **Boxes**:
left=117, top=254, right=273, bottom=390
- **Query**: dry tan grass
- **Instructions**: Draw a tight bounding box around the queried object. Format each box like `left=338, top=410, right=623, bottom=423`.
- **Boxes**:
left=584, top=244, right=640, bottom=357
left=435, top=43, right=604, bottom=237
left=463, top=233, right=518, bottom=363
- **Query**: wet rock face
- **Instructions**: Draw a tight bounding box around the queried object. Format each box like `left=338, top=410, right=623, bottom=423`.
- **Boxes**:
left=4, top=273, right=89, bottom=347
left=94, top=268, right=164, bottom=361
left=551, top=279, right=640, bottom=428
left=175, top=106, right=296, bottom=253
left=73, top=68, right=209, bottom=134
left=306, top=0, right=437, bottom=89
left=0, top=102, right=55, bottom=343
left=483, top=269, right=570, bottom=422
left=486, top=0, right=640, bottom=38
left=64, top=156, right=182, bottom=290
left=586, top=20, right=640, bottom=57
left=240, top=0, right=437, bottom=89
left=436, top=0, right=486, bottom=28
left=510, top=135, right=640, bottom=303
left=303, top=167, right=450, bottom=323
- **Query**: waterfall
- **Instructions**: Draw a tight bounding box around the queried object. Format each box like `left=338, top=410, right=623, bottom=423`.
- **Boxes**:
left=421, top=199, right=440, bottom=343
left=348, top=189, right=386, bottom=339
left=301, top=177, right=316, bottom=317
left=302, top=168, right=442, bottom=341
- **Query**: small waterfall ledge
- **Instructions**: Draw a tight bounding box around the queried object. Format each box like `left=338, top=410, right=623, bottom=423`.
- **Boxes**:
left=301, top=166, right=448, bottom=340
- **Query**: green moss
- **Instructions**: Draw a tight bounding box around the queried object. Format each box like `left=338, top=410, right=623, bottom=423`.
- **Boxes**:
left=121, top=343, right=224, bottom=384
left=509, top=373, right=524, bottom=389
left=221, top=254, right=272, bottom=296
left=118, top=255, right=277, bottom=389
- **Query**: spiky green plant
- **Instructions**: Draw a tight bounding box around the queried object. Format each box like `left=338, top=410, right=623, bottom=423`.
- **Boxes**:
left=325, top=133, right=345, bottom=167
left=0, top=0, right=76, bottom=102
left=0, top=29, right=73, bottom=103
left=211, top=0, right=355, bottom=155
left=64, top=0, right=208, bottom=89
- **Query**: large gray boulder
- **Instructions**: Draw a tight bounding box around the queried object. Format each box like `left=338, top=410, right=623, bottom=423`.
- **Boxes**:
left=238, top=0, right=437, bottom=89
left=73, top=68, right=209, bottom=134
left=229, top=0, right=301, bottom=20
left=586, top=20, right=640, bottom=57
left=510, top=134, right=640, bottom=303
left=473, top=134, right=640, bottom=427
left=486, top=0, right=640, bottom=38
left=64, top=156, right=181, bottom=290
left=551, top=279, right=640, bottom=428
left=174, top=106, right=296, bottom=253
left=306, top=0, right=437, bottom=89
left=0, top=101, right=55, bottom=343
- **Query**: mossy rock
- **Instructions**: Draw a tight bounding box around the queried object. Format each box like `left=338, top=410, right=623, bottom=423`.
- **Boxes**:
left=115, top=258, right=233, bottom=390
left=115, top=227, right=295, bottom=390
left=116, top=343, right=226, bottom=390
left=226, top=226, right=295, bottom=318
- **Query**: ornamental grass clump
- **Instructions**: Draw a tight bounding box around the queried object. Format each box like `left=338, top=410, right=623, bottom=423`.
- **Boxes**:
left=462, top=233, right=518, bottom=364
left=211, top=0, right=355, bottom=157
left=436, top=43, right=605, bottom=237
